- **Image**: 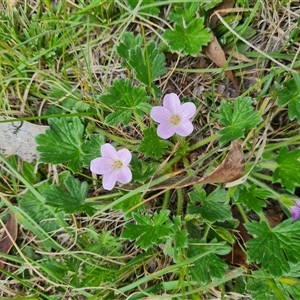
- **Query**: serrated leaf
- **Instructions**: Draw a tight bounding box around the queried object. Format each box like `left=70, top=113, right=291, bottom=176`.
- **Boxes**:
left=18, top=171, right=70, bottom=233
left=139, top=127, right=169, bottom=159
left=277, top=78, right=300, bottom=124
left=121, top=210, right=173, bottom=250
left=43, top=176, right=95, bottom=216
left=131, top=155, right=158, bottom=183
left=136, top=102, right=152, bottom=114
left=85, top=230, right=122, bottom=256
left=40, top=258, right=69, bottom=283
left=163, top=18, right=211, bottom=56
left=186, top=219, right=203, bottom=238
left=235, top=185, right=269, bottom=213
left=49, top=83, right=90, bottom=112
left=81, top=134, right=105, bottom=166
left=164, top=216, right=188, bottom=262
left=273, top=146, right=300, bottom=193
left=188, top=188, right=232, bottom=222
left=128, top=41, right=167, bottom=86
left=81, top=264, right=118, bottom=287
left=116, top=32, right=143, bottom=61
left=188, top=239, right=230, bottom=284
left=246, top=220, right=300, bottom=277
left=168, top=2, right=199, bottom=25
left=217, top=97, right=262, bottom=146
left=19, top=188, right=60, bottom=233
left=99, top=79, right=149, bottom=126
left=35, top=117, right=84, bottom=172
left=105, top=110, right=132, bottom=126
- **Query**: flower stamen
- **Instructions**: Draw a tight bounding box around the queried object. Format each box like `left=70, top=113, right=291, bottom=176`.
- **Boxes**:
left=112, top=159, right=123, bottom=170
left=170, top=114, right=181, bottom=125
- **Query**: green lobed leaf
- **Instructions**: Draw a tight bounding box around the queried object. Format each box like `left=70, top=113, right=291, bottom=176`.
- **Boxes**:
left=35, top=117, right=84, bottom=172
left=168, top=2, right=199, bottom=25
left=40, top=258, right=69, bottom=283
left=128, top=41, right=167, bottom=86
left=131, top=154, right=159, bottom=183
left=84, top=230, right=122, bottom=256
left=162, top=18, right=211, bottom=56
left=188, top=188, right=232, bottom=222
left=42, top=176, right=95, bottom=216
left=187, top=239, right=230, bottom=284
left=18, top=188, right=61, bottom=232
left=81, top=264, right=118, bottom=287
left=163, top=216, right=188, bottom=262
left=186, top=219, right=203, bottom=239
left=277, top=78, right=300, bottom=124
left=273, top=146, right=300, bottom=193
left=81, top=134, right=105, bottom=167
left=18, top=174, right=69, bottom=233
left=116, top=32, right=143, bottom=61
left=245, top=220, right=300, bottom=277
left=234, top=184, right=270, bottom=213
left=48, top=83, right=90, bottom=112
left=105, top=110, right=132, bottom=126
left=121, top=210, right=173, bottom=250
left=217, top=97, right=262, bottom=146
left=99, top=79, right=149, bottom=126
left=139, top=127, right=169, bottom=159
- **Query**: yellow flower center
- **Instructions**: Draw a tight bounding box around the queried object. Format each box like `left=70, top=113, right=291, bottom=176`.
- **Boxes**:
left=170, top=114, right=181, bottom=125
left=112, top=159, right=123, bottom=170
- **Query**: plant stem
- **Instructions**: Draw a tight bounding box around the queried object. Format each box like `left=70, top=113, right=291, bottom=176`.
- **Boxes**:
left=133, top=111, right=146, bottom=131
left=162, top=190, right=170, bottom=210
left=236, top=203, right=249, bottom=223
left=177, top=188, right=183, bottom=216
left=94, top=127, right=139, bottom=147
left=190, top=133, right=219, bottom=151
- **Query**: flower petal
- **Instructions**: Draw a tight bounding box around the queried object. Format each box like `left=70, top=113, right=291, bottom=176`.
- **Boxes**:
left=174, top=121, right=194, bottom=137
left=90, top=157, right=113, bottom=175
left=163, top=93, right=181, bottom=114
left=157, top=122, right=176, bottom=139
left=102, top=172, right=117, bottom=191
left=179, top=102, right=196, bottom=121
left=291, top=206, right=300, bottom=220
left=116, top=166, right=132, bottom=184
left=150, top=106, right=172, bottom=123
left=101, top=143, right=118, bottom=160
left=118, top=148, right=132, bottom=166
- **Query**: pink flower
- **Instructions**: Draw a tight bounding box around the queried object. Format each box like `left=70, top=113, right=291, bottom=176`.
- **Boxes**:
left=291, top=200, right=300, bottom=220
left=150, top=93, right=196, bottom=139
left=90, top=143, right=132, bottom=191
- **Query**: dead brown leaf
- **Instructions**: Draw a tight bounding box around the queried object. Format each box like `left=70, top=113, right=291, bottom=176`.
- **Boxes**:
left=199, top=139, right=244, bottom=184
left=204, top=36, right=240, bottom=93
left=0, top=213, right=18, bottom=269
left=223, top=47, right=253, bottom=63
left=210, top=0, right=233, bottom=29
